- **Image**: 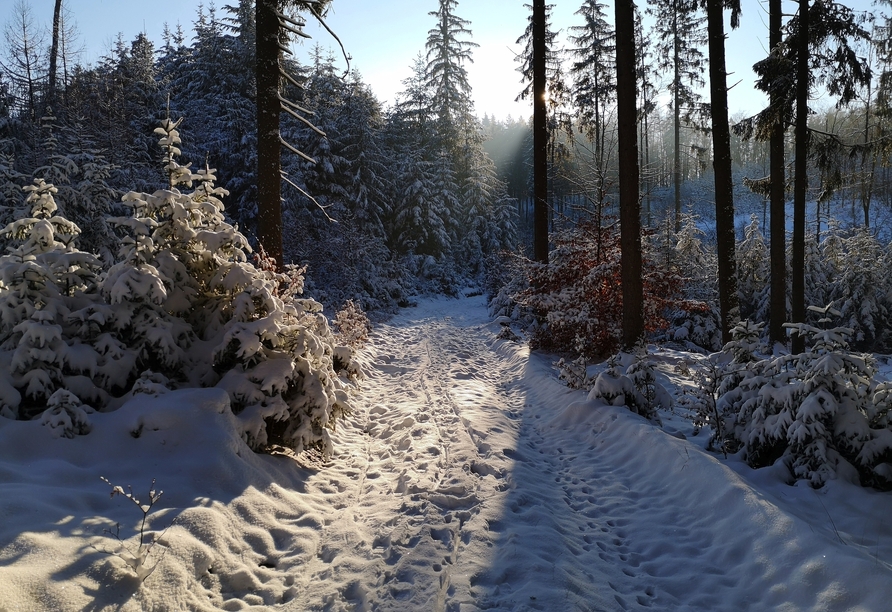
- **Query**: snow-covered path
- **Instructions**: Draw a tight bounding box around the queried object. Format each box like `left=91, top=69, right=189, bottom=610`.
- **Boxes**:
left=285, top=295, right=892, bottom=612
left=285, top=296, right=533, bottom=609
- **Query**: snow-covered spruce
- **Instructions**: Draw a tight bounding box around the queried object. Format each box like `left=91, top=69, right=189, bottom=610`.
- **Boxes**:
left=0, top=179, right=105, bottom=419
left=587, top=348, right=670, bottom=421
left=0, top=119, right=355, bottom=456
left=709, top=317, right=892, bottom=488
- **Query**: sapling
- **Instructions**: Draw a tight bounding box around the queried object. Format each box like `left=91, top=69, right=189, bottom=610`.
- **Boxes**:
left=93, top=477, right=173, bottom=582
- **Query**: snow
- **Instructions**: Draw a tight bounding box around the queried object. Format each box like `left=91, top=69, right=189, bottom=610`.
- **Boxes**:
left=1, top=294, right=891, bottom=611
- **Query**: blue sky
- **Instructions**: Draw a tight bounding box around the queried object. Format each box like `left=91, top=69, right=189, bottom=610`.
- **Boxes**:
left=3, top=0, right=878, bottom=120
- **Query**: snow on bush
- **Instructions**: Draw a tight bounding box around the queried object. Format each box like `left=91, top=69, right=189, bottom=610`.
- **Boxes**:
left=656, top=216, right=723, bottom=352
left=0, top=119, right=356, bottom=457
left=41, top=389, right=94, bottom=438
left=0, top=179, right=106, bottom=417
left=332, top=299, right=371, bottom=349
left=588, top=348, right=670, bottom=421
left=705, top=314, right=892, bottom=488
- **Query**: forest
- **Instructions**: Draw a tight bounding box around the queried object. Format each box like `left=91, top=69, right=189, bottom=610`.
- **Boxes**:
left=4, top=0, right=892, bottom=609
left=1, top=0, right=892, bottom=489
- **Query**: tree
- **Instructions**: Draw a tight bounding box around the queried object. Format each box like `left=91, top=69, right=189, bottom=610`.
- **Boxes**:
left=569, top=0, right=615, bottom=207
left=532, top=0, right=549, bottom=262
left=1, top=0, right=46, bottom=120
left=788, top=0, right=869, bottom=352
left=255, top=0, right=337, bottom=268
left=647, top=0, right=707, bottom=231
left=425, top=0, right=478, bottom=153
left=736, top=0, right=870, bottom=351
left=635, top=5, right=658, bottom=226
left=704, top=0, right=741, bottom=342
left=615, top=0, right=643, bottom=348
left=768, top=0, right=786, bottom=346
left=47, top=0, right=62, bottom=111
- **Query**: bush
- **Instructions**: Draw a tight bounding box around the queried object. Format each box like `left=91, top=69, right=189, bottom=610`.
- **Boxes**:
left=587, top=347, right=670, bottom=421
left=706, top=316, right=892, bottom=488
left=0, top=118, right=356, bottom=457
left=517, top=219, right=685, bottom=360
left=332, top=299, right=371, bottom=349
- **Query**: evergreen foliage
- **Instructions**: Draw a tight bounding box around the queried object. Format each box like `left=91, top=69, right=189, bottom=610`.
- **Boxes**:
left=0, top=120, right=355, bottom=457
left=706, top=316, right=892, bottom=488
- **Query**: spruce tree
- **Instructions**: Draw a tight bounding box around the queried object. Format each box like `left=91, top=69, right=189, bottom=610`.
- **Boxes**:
left=425, top=0, right=478, bottom=153
left=647, top=0, right=707, bottom=231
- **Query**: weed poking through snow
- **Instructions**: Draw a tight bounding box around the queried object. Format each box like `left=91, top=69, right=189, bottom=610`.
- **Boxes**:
left=93, top=477, right=174, bottom=582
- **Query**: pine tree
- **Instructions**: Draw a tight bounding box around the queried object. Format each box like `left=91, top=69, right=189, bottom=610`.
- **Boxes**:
left=704, top=0, right=741, bottom=342
left=615, top=0, right=643, bottom=348
left=737, top=0, right=870, bottom=353
left=736, top=215, right=769, bottom=321
left=425, top=0, right=478, bottom=153
left=647, top=0, right=707, bottom=231
left=569, top=0, right=615, bottom=202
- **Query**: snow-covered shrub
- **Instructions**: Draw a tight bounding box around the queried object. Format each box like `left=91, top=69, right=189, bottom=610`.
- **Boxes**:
left=658, top=216, right=723, bottom=352
left=485, top=249, right=533, bottom=326
left=557, top=356, right=592, bottom=390
left=0, top=118, right=355, bottom=457
left=827, top=227, right=890, bottom=350
left=625, top=347, right=672, bottom=416
left=107, top=118, right=355, bottom=456
left=588, top=348, right=668, bottom=421
left=0, top=179, right=105, bottom=417
left=41, top=389, right=93, bottom=438
left=685, top=321, right=767, bottom=455
left=332, top=299, right=371, bottom=349
left=736, top=215, right=770, bottom=323
left=711, top=315, right=892, bottom=488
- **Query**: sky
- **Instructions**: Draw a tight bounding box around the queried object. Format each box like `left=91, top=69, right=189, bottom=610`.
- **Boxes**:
left=2, top=0, right=879, bottom=120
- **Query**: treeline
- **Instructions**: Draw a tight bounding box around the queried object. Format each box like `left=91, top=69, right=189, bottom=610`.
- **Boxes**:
left=0, top=0, right=516, bottom=313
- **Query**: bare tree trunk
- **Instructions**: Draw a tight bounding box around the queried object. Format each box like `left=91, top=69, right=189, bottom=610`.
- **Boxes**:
left=769, top=0, right=786, bottom=345
left=673, top=3, right=682, bottom=232
left=615, top=0, right=644, bottom=349
left=792, top=0, right=809, bottom=354
left=862, top=74, right=874, bottom=228
left=256, top=0, right=284, bottom=267
left=706, top=0, right=739, bottom=343
left=533, top=0, right=549, bottom=262
left=47, top=0, right=62, bottom=111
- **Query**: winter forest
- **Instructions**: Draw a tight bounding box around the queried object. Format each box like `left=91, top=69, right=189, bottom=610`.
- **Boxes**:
left=2, top=0, right=892, bottom=609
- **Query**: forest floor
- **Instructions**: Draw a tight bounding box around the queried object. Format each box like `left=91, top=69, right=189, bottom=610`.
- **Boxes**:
left=1, top=294, right=891, bottom=611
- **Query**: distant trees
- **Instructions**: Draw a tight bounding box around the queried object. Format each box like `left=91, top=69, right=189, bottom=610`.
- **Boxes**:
left=647, top=0, right=707, bottom=231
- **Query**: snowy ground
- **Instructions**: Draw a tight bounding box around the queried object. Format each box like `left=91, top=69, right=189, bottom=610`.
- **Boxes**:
left=1, top=294, right=891, bottom=611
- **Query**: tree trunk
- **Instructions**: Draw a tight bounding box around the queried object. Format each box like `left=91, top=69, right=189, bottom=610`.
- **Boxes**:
left=256, top=0, right=284, bottom=267
left=48, top=0, right=62, bottom=112
left=706, top=0, right=739, bottom=344
left=791, top=0, right=809, bottom=354
left=533, top=0, right=549, bottom=262
left=673, top=3, right=682, bottom=232
left=768, top=0, right=787, bottom=345
left=615, top=0, right=644, bottom=350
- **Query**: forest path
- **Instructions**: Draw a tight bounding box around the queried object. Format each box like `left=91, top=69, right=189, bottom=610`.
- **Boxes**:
left=283, top=294, right=669, bottom=612
left=282, top=294, right=889, bottom=612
